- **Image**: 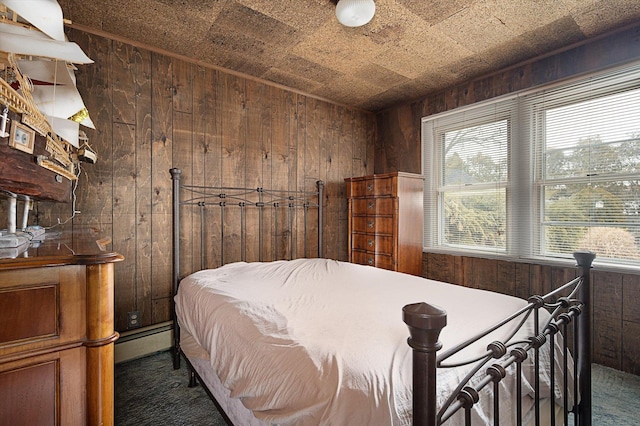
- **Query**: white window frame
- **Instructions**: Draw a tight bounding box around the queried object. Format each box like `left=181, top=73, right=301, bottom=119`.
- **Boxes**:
left=422, top=62, right=640, bottom=270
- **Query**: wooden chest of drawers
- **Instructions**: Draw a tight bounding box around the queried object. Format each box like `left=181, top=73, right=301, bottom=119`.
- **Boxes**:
left=345, top=172, right=424, bottom=276
left=0, top=229, right=123, bottom=425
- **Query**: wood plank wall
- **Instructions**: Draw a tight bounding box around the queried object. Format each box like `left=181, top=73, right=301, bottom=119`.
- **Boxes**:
left=28, top=29, right=374, bottom=332
left=377, top=22, right=640, bottom=375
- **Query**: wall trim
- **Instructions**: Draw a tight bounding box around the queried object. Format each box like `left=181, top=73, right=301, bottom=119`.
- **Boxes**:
left=114, top=321, right=173, bottom=364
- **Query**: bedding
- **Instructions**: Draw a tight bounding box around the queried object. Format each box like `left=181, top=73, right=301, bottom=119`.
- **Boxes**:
left=175, top=258, right=570, bottom=426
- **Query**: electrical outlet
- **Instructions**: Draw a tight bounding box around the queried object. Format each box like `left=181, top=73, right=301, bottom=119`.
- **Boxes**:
left=127, top=311, right=140, bottom=329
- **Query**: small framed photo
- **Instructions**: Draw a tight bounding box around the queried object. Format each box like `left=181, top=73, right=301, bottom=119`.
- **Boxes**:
left=9, top=121, right=35, bottom=154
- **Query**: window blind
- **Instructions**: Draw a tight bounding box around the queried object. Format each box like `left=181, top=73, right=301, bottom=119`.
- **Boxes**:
left=422, top=62, right=640, bottom=265
left=525, top=67, right=640, bottom=263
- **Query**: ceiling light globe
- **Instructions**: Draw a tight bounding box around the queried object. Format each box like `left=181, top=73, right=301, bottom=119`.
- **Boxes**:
left=336, top=0, right=376, bottom=28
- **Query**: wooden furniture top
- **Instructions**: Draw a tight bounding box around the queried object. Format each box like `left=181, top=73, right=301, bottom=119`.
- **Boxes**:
left=344, top=171, right=425, bottom=183
left=0, top=227, right=123, bottom=270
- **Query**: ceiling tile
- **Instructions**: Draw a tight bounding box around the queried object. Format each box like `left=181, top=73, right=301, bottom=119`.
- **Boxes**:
left=56, top=0, right=640, bottom=111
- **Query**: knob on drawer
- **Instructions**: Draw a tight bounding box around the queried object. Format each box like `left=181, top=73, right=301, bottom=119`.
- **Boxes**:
left=367, top=183, right=373, bottom=192
left=368, top=239, right=374, bottom=247
left=368, top=201, right=374, bottom=209
left=368, top=221, right=374, bottom=228
left=368, top=258, right=374, bottom=265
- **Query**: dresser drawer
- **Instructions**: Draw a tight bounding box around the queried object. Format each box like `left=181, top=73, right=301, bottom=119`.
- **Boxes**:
left=352, top=216, right=395, bottom=234
left=352, top=251, right=395, bottom=270
left=346, top=172, right=424, bottom=276
left=352, top=233, right=394, bottom=254
left=349, top=176, right=397, bottom=198
left=0, top=266, right=86, bottom=360
left=352, top=197, right=395, bottom=216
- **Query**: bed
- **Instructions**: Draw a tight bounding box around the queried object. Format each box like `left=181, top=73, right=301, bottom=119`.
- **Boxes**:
left=169, top=168, right=594, bottom=426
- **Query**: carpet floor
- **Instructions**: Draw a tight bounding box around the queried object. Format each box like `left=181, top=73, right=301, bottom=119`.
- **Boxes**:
left=115, top=350, right=640, bottom=425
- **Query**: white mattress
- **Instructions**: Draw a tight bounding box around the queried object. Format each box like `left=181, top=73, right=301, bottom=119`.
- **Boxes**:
left=175, top=258, right=571, bottom=425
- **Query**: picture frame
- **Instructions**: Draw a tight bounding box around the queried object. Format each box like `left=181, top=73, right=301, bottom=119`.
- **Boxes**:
left=8, top=121, right=35, bottom=154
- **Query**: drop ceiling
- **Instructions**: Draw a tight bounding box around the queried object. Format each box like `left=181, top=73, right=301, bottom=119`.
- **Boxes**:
left=58, top=0, right=640, bottom=112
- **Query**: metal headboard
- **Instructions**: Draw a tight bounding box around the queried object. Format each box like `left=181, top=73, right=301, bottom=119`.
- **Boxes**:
left=170, top=168, right=324, bottom=368
left=171, top=167, right=324, bottom=280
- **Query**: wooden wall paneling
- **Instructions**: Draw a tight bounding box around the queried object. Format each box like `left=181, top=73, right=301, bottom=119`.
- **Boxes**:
left=172, top=60, right=194, bottom=115
left=72, top=33, right=113, bottom=232
left=365, top=112, right=375, bottom=177
left=33, top=195, right=74, bottom=231
left=202, top=68, right=223, bottom=270
left=336, top=108, right=354, bottom=262
left=110, top=40, right=138, bottom=331
left=622, top=273, right=640, bottom=325
left=272, top=89, right=295, bottom=260
left=111, top=41, right=137, bottom=125
left=174, top=109, right=194, bottom=278
left=191, top=66, right=208, bottom=272
left=303, top=98, right=322, bottom=258
left=265, top=100, right=295, bottom=260
left=471, top=257, right=498, bottom=291
left=374, top=104, right=421, bottom=175
left=528, top=264, right=553, bottom=297
left=495, top=259, right=516, bottom=296
left=23, top=30, right=377, bottom=331
left=134, top=46, right=153, bottom=327
left=424, top=253, right=448, bottom=283
left=220, top=73, right=247, bottom=264
left=295, top=96, right=308, bottom=258
left=111, top=123, right=137, bottom=331
left=152, top=297, right=171, bottom=325
left=323, top=104, right=341, bottom=260
left=514, top=262, right=532, bottom=300
left=622, top=273, right=640, bottom=373
left=622, top=320, right=640, bottom=375
left=338, top=109, right=354, bottom=197
left=317, top=101, right=329, bottom=259
left=172, top=61, right=195, bottom=279
left=245, top=80, right=269, bottom=262
left=551, top=265, right=577, bottom=303
left=150, top=52, right=174, bottom=320
left=351, top=110, right=368, bottom=179
left=592, top=270, right=623, bottom=369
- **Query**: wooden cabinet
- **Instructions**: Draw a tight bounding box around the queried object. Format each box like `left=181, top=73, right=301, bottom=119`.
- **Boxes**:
left=345, top=172, right=424, bottom=276
left=0, top=229, right=123, bottom=425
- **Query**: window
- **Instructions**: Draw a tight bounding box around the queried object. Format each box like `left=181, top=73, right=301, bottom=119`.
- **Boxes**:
left=422, top=64, right=640, bottom=267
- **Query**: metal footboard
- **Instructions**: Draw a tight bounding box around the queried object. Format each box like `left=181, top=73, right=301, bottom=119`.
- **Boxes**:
left=404, top=251, right=595, bottom=426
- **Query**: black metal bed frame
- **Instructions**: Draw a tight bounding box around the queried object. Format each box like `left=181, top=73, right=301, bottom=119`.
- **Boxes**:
left=403, top=251, right=594, bottom=426
left=170, top=167, right=594, bottom=426
left=170, top=168, right=324, bottom=371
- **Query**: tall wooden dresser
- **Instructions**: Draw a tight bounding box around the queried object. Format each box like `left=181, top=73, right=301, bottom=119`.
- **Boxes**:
left=0, top=228, right=123, bottom=425
left=345, top=172, right=424, bottom=276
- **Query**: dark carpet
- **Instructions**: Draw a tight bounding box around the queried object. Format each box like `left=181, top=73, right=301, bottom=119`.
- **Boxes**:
left=115, top=350, right=226, bottom=426
left=115, top=350, right=640, bottom=425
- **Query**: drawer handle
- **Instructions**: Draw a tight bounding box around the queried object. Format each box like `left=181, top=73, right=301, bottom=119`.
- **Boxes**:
left=368, top=239, right=374, bottom=247
left=367, top=184, right=373, bottom=192
left=368, top=201, right=374, bottom=209
left=368, top=258, right=374, bottom=265
left=368, top=221, right=374, bottom=228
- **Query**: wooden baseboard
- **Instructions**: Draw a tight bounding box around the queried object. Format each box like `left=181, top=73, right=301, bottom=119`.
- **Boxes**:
left=114, top=321, right=173, bottom=364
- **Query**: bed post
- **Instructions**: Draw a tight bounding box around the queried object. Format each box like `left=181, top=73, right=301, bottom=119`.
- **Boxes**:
left=574, top=250, right=595, bottom=426
left=170, top=168, right=182, bottom=369
left=403, top=302, right=447, bottom=426
left=317, top=180, right=324, bottom=258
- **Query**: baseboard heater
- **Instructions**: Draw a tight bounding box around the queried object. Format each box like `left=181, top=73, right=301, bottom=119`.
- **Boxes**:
left=114, top=321, right=173, bottom=364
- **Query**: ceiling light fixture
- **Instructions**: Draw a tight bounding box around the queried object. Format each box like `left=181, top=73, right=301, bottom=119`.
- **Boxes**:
left=335, top=0, right=375, bottom=27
